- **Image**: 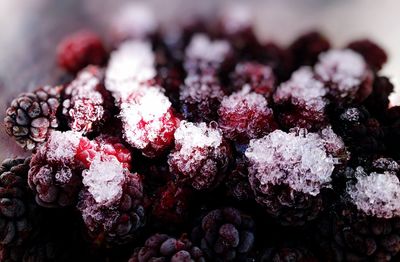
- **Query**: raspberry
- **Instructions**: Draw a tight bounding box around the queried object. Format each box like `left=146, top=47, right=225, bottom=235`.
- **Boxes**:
left=191, top=207, right=255, bottom=261
left=168, top=121, right=232, bottom=190
left=184, top=34, right=232, bottom=74
left=57, top=30, right=107, bottom=73
left=274, top=67, right=328, bottom=130
left=120, top=86, right=180, bottom=158
left=4, top=86, right=61, bottom=150
left=152, top=182, right=192, bottom=224
left=28, top=131, right=83, bottom=207
left=75, top=135, right=132, bottom=170
left=347, top=39, right=388, bottom=71
left=218, top=85, right=276, bottom=143
left=77, top=155, right=145, bottom=245
left=245, top=128, right=346, bottom=225
left=289, top=31, right=331, bottom=68
left=230, top=62, right=276, bottom=97
left=62, top=66, right=113, bottom=134
left=129, top=233, right=205, bottom=262
left=315, top=49, right=374, bottom=101
left=180, top=74, right=225, bottom=123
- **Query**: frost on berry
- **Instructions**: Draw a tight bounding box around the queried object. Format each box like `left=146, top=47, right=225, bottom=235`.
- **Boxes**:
left=62, top=66, right=110, bottom=134
left=218, top=85, right=276, bottom=142
left=274, top=67, right=328, bottom=130
left=110, top=3, right=157, bottom=42
left=184, top=34, right=232, bottom=73
left=180, top=74, right=225, bottom=123
left=28, top=131, right=83, bottom=207
left=347, top=167, right=400, bottom=219
left=218, top=4, right=252, bottom=35
left=105, top=40, right=156, bottom=101
left=230, top=62, right=276, bottom=97
left=78, top=156, right=145, bottom=244
left=120, top=86, right=179, bottom=157
left=245, top=128, right=340, bottom=197
left=168, top=121, right=231, bottom=190
left=314, top=49, right=373, bottom=101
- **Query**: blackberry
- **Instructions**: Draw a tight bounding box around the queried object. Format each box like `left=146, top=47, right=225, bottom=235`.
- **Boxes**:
left=384, top=106, right=400, bottom=159
left=4, top=86, right=62, bottom=150
left=129, top=233, right=205, bottom=262
left=224, top=156, right=254, bottom=201
left=57, top=30, right=108, bottom=73
left=347, top=39, right=388, bottom=71
left=191, top=207, right=255, bottom=261
left=363, top=76, right=394, bottom=120
left=0, top=158, right=39, bottom=247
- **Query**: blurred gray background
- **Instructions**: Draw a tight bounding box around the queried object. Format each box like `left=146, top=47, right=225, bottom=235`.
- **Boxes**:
left=1, top=0, right=400, bottom=160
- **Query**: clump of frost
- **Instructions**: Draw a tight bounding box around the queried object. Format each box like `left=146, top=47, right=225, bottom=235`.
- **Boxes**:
left=219, top=4, right=252, bottom=34
left=45, top=131, right=82, bottom=164
left=347, top=167, right=400, bottom=218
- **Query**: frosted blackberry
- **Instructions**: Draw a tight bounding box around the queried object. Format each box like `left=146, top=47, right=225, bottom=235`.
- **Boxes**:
left=363, top=76, right=394, bottom=120
left=180, top=74, right=225, bottom=123
left=230, top=62, right=276, bottom=97
left=274, top=67, right=328, bottom=130
left=184, top=34, right=232, bottom=74
left=168, top=121, right=231, bottom=190
left=224, top=156, right=254, bottom=201
left=0, top=158, right=39, bottom=247
left=62, top=66, right=112, bottom=134
left=28, top=131, right=83, bottom=207
left=4, top=86, right=61, bottom=150
left=245, top=127, right=346, bottom=225
left=77, top=155, right=145, bottom=245
left=347, top=39, right=388, bottom=71
left=191, top=207, right=255, bottom=261
left=218, top=85, right=276, bottom=143
left=120, top=86, right=180, bottom=158
left=105, top=40, right=156, bottom=101
left=315, top=49, right=373, bottom=101
left=129, top=233, right=205, bottom=262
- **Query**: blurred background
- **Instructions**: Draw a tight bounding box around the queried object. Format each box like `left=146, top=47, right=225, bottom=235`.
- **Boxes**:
left=1, top=0, right=400, bottom=159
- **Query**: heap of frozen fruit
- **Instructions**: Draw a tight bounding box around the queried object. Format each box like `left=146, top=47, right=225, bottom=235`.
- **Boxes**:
left=2, top=4, right=400, bottom=262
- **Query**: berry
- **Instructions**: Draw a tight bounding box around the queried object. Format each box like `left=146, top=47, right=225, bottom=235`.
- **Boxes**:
left=347, top=39, right=388, bottom=71
left=4, top=86, right=61, bottom=150
left=77, top=155, right=145, bottom=245
left=180, top=74, right=225, bottom=123
left=245, top=127, right=346, bottom=225
left=230, top=62, right=276, bottom=97
left=57, top=30, right=107, bottom=73
left=0, top=158, right=39, bottom=247
left=224, top=156, right=254, bottom=201
left=218, top=85, right=276, bottom=143
left=28, top=131, right=83, bottom=207
left=274, top=67, right=328, bottom=130
left=120, top=86, right=180, bottom=158
left=259, top=246, right=318, bottom=262
left=363, top=76, right=394, bottom=120
left=191, top=207, right=255, bottom=261
left=184, top=34, right=232, bottom=74
left=315, top=49, right=373, bottom=101
left=168, top=121, right=232, bottom=190
left=129, top=233, right=205, bottom=262
left=62, top=66, right=113, bottom=134
left=289, top=31, right=331, bottom=68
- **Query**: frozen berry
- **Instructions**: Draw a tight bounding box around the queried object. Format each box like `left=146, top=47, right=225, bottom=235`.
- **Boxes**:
left=180, top=74, right=225, bottom=123
left=274, top=67, right=328, bottom=130
left=224, top=156, right=254, bottom=201
left=62, top=66, right=113, bottom=134
left=260, top=246, right=318, bottom=262
left=120, top=86, right=180, bottom=158
left=363, top=76, right=394, bottom=120
left=315, top=49, right=373, bottom=101
left=168, top=121, right=232, bottom=190
left=191, top=207, right=255, bottom=261
left=28, top=131, right=83, bottom=207
left=77, top=155, right=145, bottom=245
left=245, top=127, right=346, bottom=225
left=129, top=233, right=205, bottom=262
left=347, top=39, right=388, bottom=71
left=57, top=30, right=107, bottom=73
left=4, top=86, right=61, bottom=150
left=218, top=85, right=276, bottom=143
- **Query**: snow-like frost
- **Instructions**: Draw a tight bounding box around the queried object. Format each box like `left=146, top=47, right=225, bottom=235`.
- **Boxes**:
left=46, top=131, right=81, bottom=163
left=186, top=34, right=231, bottom=64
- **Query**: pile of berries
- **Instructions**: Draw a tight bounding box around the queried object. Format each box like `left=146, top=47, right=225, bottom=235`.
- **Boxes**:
left=2, top=4, right=400, bottom=262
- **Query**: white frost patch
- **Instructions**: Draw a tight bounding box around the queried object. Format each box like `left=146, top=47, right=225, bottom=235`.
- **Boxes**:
left=245, top=129, right=338, bottom=196
left=219, top=4, right=252, bottom=34
left=82, top=156, right=125, bottom=206
left=174, top=121, right=222, bottom=151
left=348, top=167, right=400, bottom=218
left=185, top=34, right=231, bottom=64
left=46, top=131, right=81, bottom=163
left=340, top=107, right=361, bottom=122
left=180, top=74, right=224, bottom=103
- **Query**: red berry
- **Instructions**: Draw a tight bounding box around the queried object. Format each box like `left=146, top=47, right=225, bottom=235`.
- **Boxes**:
left=57, top=30, right=107, bottom=73
left=347, top=39, right=388, bottom=71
